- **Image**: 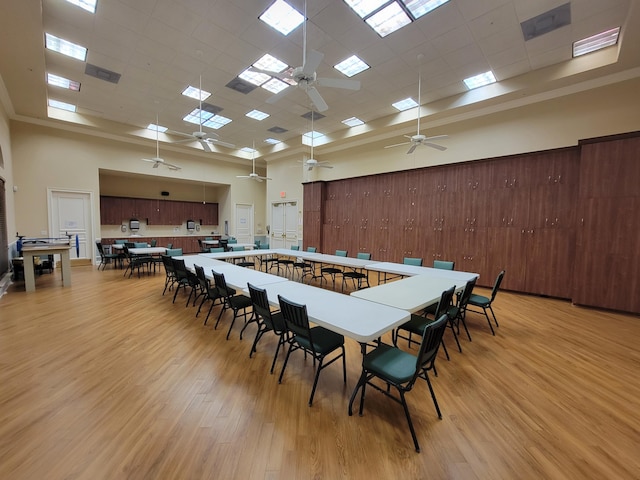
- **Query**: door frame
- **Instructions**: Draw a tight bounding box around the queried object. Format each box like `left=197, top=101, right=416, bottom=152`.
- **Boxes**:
left=47, top=188, right=95, bottom=263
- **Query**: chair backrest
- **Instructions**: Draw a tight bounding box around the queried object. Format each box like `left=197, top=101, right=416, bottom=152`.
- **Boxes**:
left=335, top=250, right=347, bottom=257
left=96, top=242, right=105, bottom=255
left=194, top=264, right=209, bottom=289
left=259, top=243, right=270, bottom=249
left=171, top=258, right=189, bottom=281
left=232, top=245, right=244, bottom=251
left=212, top=270, right=232, bottom=297
left=306, top=246, right=317, bottom=253
left=165, top=248, right=183, bottom=256
left=403, top=257, right=423, bottom=266
left=205, top=237, right=213, bottom=241
left=134, top=242, right=147, bottom=248
left=433, top=260, right=455, bottom=270
left=161, top=255, right=174, bottom=273
left=278, top=295, right=312, bottom=344
left=125, top=242, right=136, bottom=248
left=291, top=245, right=300, bottom=251
left=356, top=252, right=371, bottom=260
left=490, top=270, right=506, bottom=301
left=198, top=239, right=203, bottom=249
left=248, top=283, right=271, bottom=319
left=150, top=239, right=157, bottom=247
left=115, top=239, right=127, bottom=244
left=458, top=278, right=477, bottom=309
left=166, top=243, right=173, bottom=249
left=227, top=238, right=238, bottom=244
left=414, top=314, right=449, bottom=376
left=209, top=247, right=225, bottom=253
left=434, top=286, right=456, bottom=319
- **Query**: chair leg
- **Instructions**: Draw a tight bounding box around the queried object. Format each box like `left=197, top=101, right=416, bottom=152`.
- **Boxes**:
left=249, top=323, right=266, bottom=358
left=269, top=335, right=286, bottom=374
left=398, top=389, right=421, bottom=453
left=356, top=372, right=369, bottom=416
left=278, top=343, right=295, bottom=384
left=308, top=356, right=324, bottom=406
left=449, top=318, right=462, bottom=353
left=488, top=305, right=499, bottom=327
left=440, top=339, right=450, bottom=361
left=483, top=307, right=496, bottom=335
left=459, top=313, right=472, bottom=341
left=214, top=300, right=229, bottom=330
left=423, top=370, right=442, bottom=420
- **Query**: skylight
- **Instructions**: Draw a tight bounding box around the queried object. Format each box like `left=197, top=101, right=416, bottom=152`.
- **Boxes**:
left=303, top=131, right=324, bottom=141
left=182, top=85, right=211, bottom=101
left=366, top=2, right=411, bottom=37
left=64, top=0, right=97, bottom=13
left=246, top=110, right=270, bottom=121
left=342, top=117, right=365, bottom=127
left=48, top=99, right=76, bottom=112
left=240, top=147, right=257, bottom=154
left=463, top=71, right=496, bottom=89
left=204, top=114, right=232, bottom=130
left=147, top=123, right=167, bottom=133
left=392, top=97, right=418, bottom=111
left=261, top=77, right=290, bottom=94
left=334, top=55, right=370, bottom=77
left=47, top=73, right=81, bottom=91
left=45, top=33, right=87, bottom=61
left=239, top=69, right=272, bottom=87
left=264, top=138, right=282, bottom=145
left=573, top=27, right=621, bottom=57
left=344, top=1, right=450, bottom=37
left=259, top=0, right=304, bottom=36
left=254, top=53, right=288, bottom=73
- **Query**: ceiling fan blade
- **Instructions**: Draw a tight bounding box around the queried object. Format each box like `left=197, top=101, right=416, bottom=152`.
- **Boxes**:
left=317, top=164, right=333, bottom=169
left=302, top=49, right=324, bottom=76
left=316, top=77, right=361, bottom=91
left=424, top=134, right=448, bottom=141
left=236, top=175, right=250, bottom=179
left=424, top=142, right=447, bottom=151
left=384, top=141, right=411, bottom=149
left=152, top=162, right=159, bottom=168
left=165, top=130, right=194, bottom=139
left=306, top=86, right=328, bottom=112
left=249, top=66, right=289, bottom=81
left=407, top=144, right=418, bottom=154
left=207, top=138, right=235, bottom=149
left=267, top=85, right=294, bottom=104
left=199, top=139, right=214, bottom=152
left=168, top=165, right=181, bottom=171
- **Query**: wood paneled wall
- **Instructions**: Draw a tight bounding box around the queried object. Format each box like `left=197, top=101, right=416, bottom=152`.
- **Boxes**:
left=303, top=132, right=640, bottom=313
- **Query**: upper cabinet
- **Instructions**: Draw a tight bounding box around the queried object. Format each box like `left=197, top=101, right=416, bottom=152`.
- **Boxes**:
left=100, top=196, right=218, bottom=226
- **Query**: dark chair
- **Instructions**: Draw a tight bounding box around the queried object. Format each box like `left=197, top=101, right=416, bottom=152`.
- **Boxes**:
left=165, top=248, right=183, bottom=256
left=349, top=314, right=449, bottom=453
left=166, top=243, right=173, bottom=249
left=232, top=245, right=255, bottom=268
left=277, top=295, right=346, bottom=406
left=433, top=260, right=455, bottom=270
left=211, top=270, right=253, bottom=340
left=122, top=245, right=152, bottom=278
left=96, top=241, right=119, bottom=270
left=275, top=247, right=296, bottom=277
left=161, top=255, right=177, bottom=295
left=320, top=250, right=347, bottom=289
left=467, top=270, right=505, bottom=336
left=341, top=252, right=371, bottom=292
left=403, top=257, right=423, bottom=266
left=246, top=283, right=288, bottom=373
left=171, top=258, right=197, bottom=305
left=150, top=239, right=157, bottom=247
left=257, top=243, right=278, bottom=272
left=194, top=265, right=223, bottom=324
left=293, top=246, right=317, bottom=283
left=393, top=286, right=455, bottom=359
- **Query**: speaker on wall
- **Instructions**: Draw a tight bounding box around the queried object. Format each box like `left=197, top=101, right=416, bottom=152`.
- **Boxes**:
left=161, top=191, right=170, bottom=196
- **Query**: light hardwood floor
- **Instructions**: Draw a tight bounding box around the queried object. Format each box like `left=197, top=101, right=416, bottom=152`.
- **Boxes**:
left=1, top=263, right=638, bottom=480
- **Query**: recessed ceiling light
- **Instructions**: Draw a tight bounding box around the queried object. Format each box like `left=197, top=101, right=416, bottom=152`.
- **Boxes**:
left=181, top=85, right=211, bottom=101
left=48, top=99, right=76, bottom=112
left=342, top=117, right=365, bottom=127
left=344, top=0, right=388, bottom=18
left=246, top=110, right=270, bottom=121
left=239, top=69, right=271, bottom=87
left=573, top=27, right=621, bottom=57
left=264, top=138, right=281, bottom=144
left=45, top=33, right=87, bottom=61
left=183, top=108, right=214, bottom=125
left=64, top=0, right=97, bottom=13
left=259, top=0, right=304, bottom=36
left=463, top=71, right=496, bottom=89
left=204, top=114, right=232, bottom=130
left=254, top=54, right=288, bottom=73
left=47, top=73, right=81, bottom=91
left=403, top=0, right=449, bottom=20
left=334, top=55, right=370, bottom=77
left=240, top=147, right=257, bottom=154
left=366, top=2, right=412, bottom=37
left=303, top=131, right=324, bottom=140
left=261, top=77, right=290, bottom=94
left=147, top=123, right=167, bottom=133
left=392, top=97, right=418, bottom=111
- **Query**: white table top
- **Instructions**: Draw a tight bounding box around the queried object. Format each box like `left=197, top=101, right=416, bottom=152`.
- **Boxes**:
left=366, top=262, right=478, bottom=282
left=249, top=280, right=410, bottom=343
left=200, top=249, right=277, bottom=260
left=129, top=247, right=167, bottom=255
left=271, top=249, right=378, bottom=269
left=179, top=255, right=228, bottom=271
left=210, top=263, right=289, bottom=290
left=350, top=275, right=459, bottom=313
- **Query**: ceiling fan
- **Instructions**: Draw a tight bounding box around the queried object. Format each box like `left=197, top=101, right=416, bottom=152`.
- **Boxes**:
left=385, top=54, right=448, bottom=154
left=237, top=142, right=271, bottom=182
left=167, top=75, right=235, bottom=152
left=256, top=0, right=360, bottom=112
left=299, top=110, right=332, bottom=171
left=142, top=114, right=181, bottom=171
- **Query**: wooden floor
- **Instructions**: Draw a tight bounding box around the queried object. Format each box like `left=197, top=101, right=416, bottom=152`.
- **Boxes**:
left=1, top=264, right=639, bottom=480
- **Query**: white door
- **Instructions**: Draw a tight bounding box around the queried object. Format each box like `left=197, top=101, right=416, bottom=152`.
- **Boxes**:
left=270, top=201, right=297, bottom=249
left=235, top=203, right=253, bottom=245
left=48, top=189, right=93, bottom=261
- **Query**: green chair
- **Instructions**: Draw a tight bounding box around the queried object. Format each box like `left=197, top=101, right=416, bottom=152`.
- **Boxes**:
left=393, top=286, right=455, bottom=358
left=433, top=260, right=455, bottom=270
left=161, top=255, right=176, bottom=295
left=133, top=242, right=147, bottom=248
left=275, top=246, right=296, bottom=277
left=166, top=243, right=173, bottom=249
left=96, top=241, right=119, bottom=270
left=320, top=250, right=347, bottom=289
left=114, top=239, right=127, bottom=244
left=211, top=270, right=253, bottom=340
left=150, top=239, right=157, bottom=247
left=246, top=283, right=288, bottom=374
left=349, top=313, right=449, bottom=453
left=194, top=264, right=223, bottom=324
left=403, top=257, right=423, bottom=266
left=341, top=252, right=371, bottom=292
left=293, top=246, right=317, bottom=283
left=165, top=248, right=183, bottom=256
left=277, top=295, right=346, bottom=406
left=467, top=270, right=505, bottom=336
left=209, top=247, right=225, bottom=253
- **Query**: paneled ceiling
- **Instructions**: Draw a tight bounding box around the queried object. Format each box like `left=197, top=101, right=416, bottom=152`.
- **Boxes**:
left=0, top=0, right=638, bottom=164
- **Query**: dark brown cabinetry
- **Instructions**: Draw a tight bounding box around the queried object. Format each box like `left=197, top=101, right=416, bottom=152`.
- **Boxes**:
left=100, top=196, right=218, bottom=226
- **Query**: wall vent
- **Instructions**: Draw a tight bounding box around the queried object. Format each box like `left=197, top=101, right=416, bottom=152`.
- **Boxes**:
left=85, top=63, right=121, bottom=84
left=521, top=3, right=571, bottom=41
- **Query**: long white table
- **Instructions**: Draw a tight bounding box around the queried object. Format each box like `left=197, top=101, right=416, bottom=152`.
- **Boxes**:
left=366, top=261, right=479, bottom=283
left=21, top=244, right=72, bottom=292
left=129, top=247, right=167, bottom=255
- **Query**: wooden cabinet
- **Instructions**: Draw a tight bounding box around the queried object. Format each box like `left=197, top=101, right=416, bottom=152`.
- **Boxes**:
left=100, top=196, right=218, bottom=227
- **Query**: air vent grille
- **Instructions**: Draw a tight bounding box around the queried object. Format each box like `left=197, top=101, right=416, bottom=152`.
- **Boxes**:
left=521, top=3, right=571, bottom=41
left=85, top=63, right=121, bottom=84
left=226, top=77, right=257, bottom=94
